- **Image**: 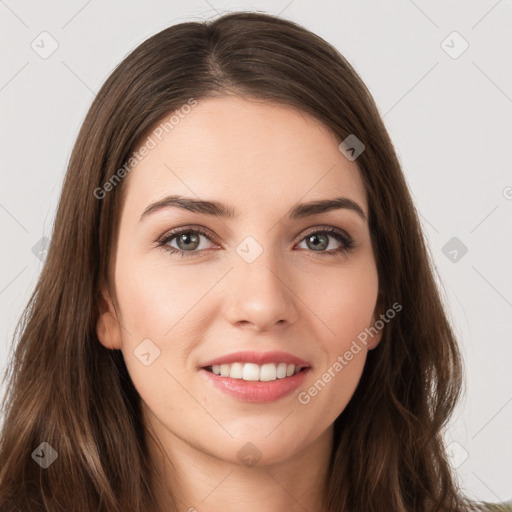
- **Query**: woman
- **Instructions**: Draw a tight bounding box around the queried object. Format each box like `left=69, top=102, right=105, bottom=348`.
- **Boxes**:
left=0, top=10, right=509, bottom=512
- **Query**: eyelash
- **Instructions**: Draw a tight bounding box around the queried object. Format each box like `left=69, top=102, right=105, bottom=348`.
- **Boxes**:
left=155, top=225, right=355, bottom=259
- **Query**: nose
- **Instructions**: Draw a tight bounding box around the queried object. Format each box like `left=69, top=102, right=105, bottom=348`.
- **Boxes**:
left=222, top=249, right=299, bottom=332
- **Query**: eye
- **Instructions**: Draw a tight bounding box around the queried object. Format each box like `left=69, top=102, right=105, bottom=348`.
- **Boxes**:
left=155, top=226, right=355, bottom=258
left=156, top=226, right=217, bottom=258
left=295, top=227, right=355, bottom=256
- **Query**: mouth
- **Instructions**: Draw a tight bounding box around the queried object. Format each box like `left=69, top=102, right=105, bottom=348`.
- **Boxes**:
left=199, top=350, right=312, bottom=403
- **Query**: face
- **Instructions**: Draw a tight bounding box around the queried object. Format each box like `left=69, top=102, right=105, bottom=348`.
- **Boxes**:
left=97, top=95, right=382, bottom=467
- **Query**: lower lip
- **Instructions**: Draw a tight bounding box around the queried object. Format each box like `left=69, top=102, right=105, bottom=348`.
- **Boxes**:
left=199, top=367, right=311, bottom=403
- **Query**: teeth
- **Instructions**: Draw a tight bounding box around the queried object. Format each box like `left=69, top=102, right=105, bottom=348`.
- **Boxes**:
left=209, top=362, right=302, bottom=381
left=230, top=362, right=243, bottom=379
left=276, top=362, right=287, bottom=378
left=243, top=363, right=260, bottom=381
left=259, top=363, right=276, bottom=381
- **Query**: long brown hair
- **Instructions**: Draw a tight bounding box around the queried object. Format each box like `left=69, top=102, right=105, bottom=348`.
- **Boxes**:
left=0, top=11, right=489, bottom=512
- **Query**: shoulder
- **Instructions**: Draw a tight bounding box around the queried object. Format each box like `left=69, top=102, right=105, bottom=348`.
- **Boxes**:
left=482, top=500, right=512, bottom=511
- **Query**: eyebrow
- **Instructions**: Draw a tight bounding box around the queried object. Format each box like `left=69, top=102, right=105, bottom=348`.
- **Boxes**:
left=139, top=194, right=367, bottom=222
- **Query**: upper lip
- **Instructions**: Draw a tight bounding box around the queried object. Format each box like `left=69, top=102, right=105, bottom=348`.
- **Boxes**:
left=200, top=350, right=311, bottom=369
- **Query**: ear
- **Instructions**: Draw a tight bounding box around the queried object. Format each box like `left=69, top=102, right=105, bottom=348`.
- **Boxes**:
left=96, top=287, right=122, bottom=350
left=366, top=299, right=384, bottom=351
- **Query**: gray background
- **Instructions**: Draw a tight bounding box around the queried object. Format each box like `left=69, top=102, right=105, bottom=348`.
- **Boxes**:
left=1, top=0, right=511, bottom=504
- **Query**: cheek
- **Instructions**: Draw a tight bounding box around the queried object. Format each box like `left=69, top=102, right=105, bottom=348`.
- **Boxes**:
left=294, top=256, right=378, bottom=411
left=114, top=251, right=209, bottom=338
left=113, top=252, right=220, bottom=385
left=295, top=269, right=377, bottom=422
left=113, top=258, right=202, bottom=421
left=298, top=256, right=379, bottom=347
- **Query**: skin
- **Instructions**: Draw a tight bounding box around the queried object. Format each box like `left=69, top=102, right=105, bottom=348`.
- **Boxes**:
left=97, top=95, right=382, bottom=512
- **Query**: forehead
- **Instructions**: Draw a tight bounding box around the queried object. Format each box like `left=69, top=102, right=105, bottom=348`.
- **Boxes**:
left=123, top=96, right=367, bottom=218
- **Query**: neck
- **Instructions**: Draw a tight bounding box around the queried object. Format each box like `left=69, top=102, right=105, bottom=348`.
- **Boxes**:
left=145, top=412, right=333, bottom=512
